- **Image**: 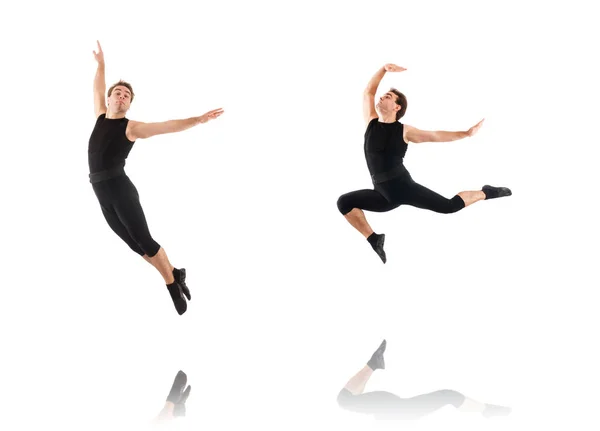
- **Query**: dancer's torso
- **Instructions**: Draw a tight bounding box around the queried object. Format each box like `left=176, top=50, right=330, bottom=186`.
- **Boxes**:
left=363, top=118, right=408, bottom=176
left=88, top=113, right=135, bottom=174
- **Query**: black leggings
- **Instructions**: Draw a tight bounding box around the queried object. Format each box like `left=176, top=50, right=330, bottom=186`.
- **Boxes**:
left=92, top=175, right=161, bottom=257
left=337, top=388, right=465, bottom=420
left=337, top=173, right=465, bottom=215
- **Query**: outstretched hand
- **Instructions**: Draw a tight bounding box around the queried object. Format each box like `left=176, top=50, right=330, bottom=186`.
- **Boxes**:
left=384, top=63, right=407, bottom=73
left=93, top=40, right=104, bottom=64
left=467, top=118, right=485, bottom=137
left=198, top=108, right=224, bottom=123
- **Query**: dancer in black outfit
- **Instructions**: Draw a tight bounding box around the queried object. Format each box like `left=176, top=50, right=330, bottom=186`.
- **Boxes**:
left=89, top=41, right=224, bottom=315
left=337, top=64, right=512, bottom=263
left=337, top=340, right=511, bottom=420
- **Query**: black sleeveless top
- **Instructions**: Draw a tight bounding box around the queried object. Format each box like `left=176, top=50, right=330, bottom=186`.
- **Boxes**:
left=364, top=117, right=408, bottom=176
left=88, top=113, right=136, bottom=174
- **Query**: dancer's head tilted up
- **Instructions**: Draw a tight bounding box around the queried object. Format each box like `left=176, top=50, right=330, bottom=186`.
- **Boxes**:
left=106, top=81, right=135, bottom=117
left=376, top=87, right=407, bottom=121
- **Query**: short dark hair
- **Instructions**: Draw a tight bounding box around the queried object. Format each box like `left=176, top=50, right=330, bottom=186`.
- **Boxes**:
left=389, top=88, right=407, bottom=120
left=108, top=80, right=135, bottom=102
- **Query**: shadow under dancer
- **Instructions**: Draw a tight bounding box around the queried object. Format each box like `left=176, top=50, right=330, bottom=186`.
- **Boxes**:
left=337, top=340, right=511, bottom=420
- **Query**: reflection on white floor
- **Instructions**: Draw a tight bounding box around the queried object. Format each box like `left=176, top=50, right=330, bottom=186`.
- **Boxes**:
left=337, top=340, right=510, bottom=421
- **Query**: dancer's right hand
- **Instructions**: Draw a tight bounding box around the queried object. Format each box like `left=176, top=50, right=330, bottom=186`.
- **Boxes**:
left=384, top=64, right=407, bottom=72
left=93, top=40, right=104, bottom=64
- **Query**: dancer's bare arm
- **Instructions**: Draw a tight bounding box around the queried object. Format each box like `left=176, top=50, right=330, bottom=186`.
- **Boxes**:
left=127, top=108, right=225, bottom=140
left=404, top=119, right=485, bottom=143
left=363, top=64, right=407, bottom=126
left=92, top=41, right=107, bottom=118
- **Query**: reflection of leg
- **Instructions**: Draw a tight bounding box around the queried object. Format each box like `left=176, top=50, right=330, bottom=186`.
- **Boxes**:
left=457, top=396, right=511, bottom=417
left=481, top=403, right=511, bottom=418
left=396, top=389, right=466, bottom=418
left=337, top=387, right=403, bottom=416
left=154, top=402, right=175, bottom=422
left=343, top=340, right=387, bottom=395
left=343, top=365, right=374, bottom=396
left=154, top=371, right=191, bottom=421
left=399, top=390, right=511, bottom=418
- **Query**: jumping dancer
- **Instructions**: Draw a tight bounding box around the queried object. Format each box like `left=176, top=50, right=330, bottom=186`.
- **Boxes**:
left=337, top=64, right=511, bottom=263
left=89, top=41, right=224, bottom=314
left=337, top=340, right=511, bottom=420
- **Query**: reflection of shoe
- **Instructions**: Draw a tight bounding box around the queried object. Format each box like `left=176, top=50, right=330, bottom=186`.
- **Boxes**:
left=173, top=385, right=191, bottom=417
left=482, top=403, right=512, bottom=418
left=367, top=339, right=387, bottom=370
left=166, top=370, right=192, bottom=416
left=166, top=371, right=191, bottom=418
left=174, top=268, right=191, bottom=300
left=482, top=185, right=512, bottom=200
left=167, top=282, right=187, bottom=315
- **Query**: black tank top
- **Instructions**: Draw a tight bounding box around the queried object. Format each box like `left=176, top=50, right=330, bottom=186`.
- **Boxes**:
left=364, top=117, right=408, bottom=176
left=88, top=113, right=136, bottom=174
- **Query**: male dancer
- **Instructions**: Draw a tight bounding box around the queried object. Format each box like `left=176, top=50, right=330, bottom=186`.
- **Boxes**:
left=89, top=41, right=224, bottom=315
left=337, top=64, right=511, bottom=263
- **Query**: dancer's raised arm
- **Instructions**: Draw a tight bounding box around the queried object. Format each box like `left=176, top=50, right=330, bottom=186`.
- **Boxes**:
left=363, top=64, right=406, bottom=126
left=92, top=40, right=107, bottom=118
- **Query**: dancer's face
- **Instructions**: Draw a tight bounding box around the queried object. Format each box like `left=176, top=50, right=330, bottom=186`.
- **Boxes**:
left=376, top=92, right=400, bottom=116
left=107, top=86, right=132, bottom=113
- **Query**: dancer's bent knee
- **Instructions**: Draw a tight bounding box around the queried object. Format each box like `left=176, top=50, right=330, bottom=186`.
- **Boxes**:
left=337, top=195, right=355, bottom=215
left=142, top=241, right=161, bottom=258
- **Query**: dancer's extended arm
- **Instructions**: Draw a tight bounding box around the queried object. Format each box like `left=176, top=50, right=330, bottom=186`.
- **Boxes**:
left=128, top=108, right=224, bottom=140
left=404, top=119, right=485, bottom=143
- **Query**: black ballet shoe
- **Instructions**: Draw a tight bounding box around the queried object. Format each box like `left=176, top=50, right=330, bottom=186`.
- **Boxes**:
left=166, top=282, right=187, bottom=315
left=174, top=268, right=191, bottom=301
left=482, top=185, right=512, bottom=200
left=367, top=339, right=387, bottom=371
left=367, top=233, right=387, bottom=264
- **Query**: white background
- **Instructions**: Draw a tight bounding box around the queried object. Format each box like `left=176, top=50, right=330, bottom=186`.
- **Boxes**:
left=0, top=0, right=598, bottom=430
